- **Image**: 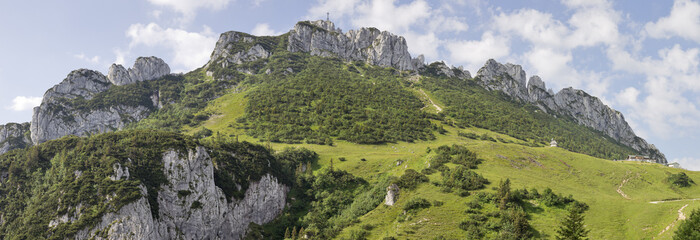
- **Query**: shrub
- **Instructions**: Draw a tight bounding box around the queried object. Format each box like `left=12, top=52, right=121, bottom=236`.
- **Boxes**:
left=668, top=172, right=695, bottom=187
left=404, top=197, right=432, bottom=211
left=394, top=169, right=429, bottom=190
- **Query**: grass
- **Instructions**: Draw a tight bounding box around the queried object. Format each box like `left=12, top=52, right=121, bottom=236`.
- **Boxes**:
left=190, top=88, right=700, bottom=239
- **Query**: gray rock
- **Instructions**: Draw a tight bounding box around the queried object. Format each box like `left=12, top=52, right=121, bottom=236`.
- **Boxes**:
left=0, top=122, right=32, bottom=155
left=476, top=59, right=529, bottom=101
left=108, top=57, right=170, bottom=85
left=412, top=54, right=426, bottom=70
left=475, top=59, right=667, bottom=163
left=385, top=183, right=399, bottom=206
left=288, top=20, right=415, bottom=71
left=31, top=58, right=169, bottom=145
left=107, top=64, right=130, bottom=86
left=76, top=147, right=288, bottom=240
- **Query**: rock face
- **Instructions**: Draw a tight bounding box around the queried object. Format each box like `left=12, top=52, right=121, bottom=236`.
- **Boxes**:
left=475, top=59, right=667, bottom=163
left=205, top=31, right=272, bottom=70
left=108, top=56, right=170, bottom=86
left=288, top=20, right=416, bottom=70
left=0, top=122, right=32, bottom=155
left=76, top=147, right=288, bottom=240
left=476, top=59, right=529, bottom=101
left=31, top=58, right=170, bottom=145
left=385, top=183, right=399, bottom=206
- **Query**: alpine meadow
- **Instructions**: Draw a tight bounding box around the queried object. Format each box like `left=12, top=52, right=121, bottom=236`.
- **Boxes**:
left=1, top=3, right=700, bottom=239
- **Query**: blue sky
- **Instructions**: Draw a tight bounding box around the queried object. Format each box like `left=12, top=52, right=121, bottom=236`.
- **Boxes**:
left=1, top=0, right=699, bottom=169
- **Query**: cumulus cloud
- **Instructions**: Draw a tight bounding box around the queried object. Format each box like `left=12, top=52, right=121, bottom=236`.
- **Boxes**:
left=126, top=23, right=217, bottom=72
left=445, top=31, right=510, bottom=71
left=74, top=53, right=101, bottom=64
left=251, top=23, right=283, bottom=36
left=8, top=96, right=41, bottom=111
left=147, top=0, right=233, bottom=23
left=644, top=0, right=700, bottom=43
left=608, top=44, right=700, bottom=138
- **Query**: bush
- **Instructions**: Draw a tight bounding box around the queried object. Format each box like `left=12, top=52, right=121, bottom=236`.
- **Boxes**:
left=404, top=197, right=432, bottom=211
left=194, top=128, right=213, bottom=139
left=394, top=169, right=429, bottom=190
left=668, top=172, right=695, bottom=187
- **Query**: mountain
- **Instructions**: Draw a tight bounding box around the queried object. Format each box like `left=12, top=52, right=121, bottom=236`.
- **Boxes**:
left=0, top=20, right=692, bottom=240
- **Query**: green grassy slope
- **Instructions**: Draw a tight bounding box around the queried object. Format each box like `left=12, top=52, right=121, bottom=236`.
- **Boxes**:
left=192, top=84, right=700, bottom=239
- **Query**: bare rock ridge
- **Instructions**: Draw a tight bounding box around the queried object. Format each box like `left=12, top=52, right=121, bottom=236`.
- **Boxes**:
left=0, top=122, right=31, bottom=155
left=31, top=56, right=170, bottom=145
left=475, top=59, right=667, bottom=163
left=70, top=147, right=288, bottom=240
left=206, top=20, right=422, bottom=73
left=108, top=56, right=171, bottom=86
left=288, top=20, right=418, bottom=70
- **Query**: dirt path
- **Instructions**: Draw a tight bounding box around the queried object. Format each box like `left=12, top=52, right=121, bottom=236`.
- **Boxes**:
left=617, top=177, right=631, bottom=199
left=650, top=198, right=700, bottom=204
left=419, top=89, right=442, bottom=112
left=659, top=204, right=689, bottom=236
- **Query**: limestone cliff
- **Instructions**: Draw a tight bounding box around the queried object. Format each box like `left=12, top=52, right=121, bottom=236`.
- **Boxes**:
left=0, top=122, right=31, bottom=155
left=75, top=147, right=288, bottom=240
left=288, top=20, right=417, bottom=70
left=30, top=57, right=170, bottom=145
left=475, top=59, right=667, bottom=163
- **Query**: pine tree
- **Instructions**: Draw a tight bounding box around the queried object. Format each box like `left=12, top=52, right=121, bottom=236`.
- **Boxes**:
left=284, top=227, right=290, bottom=239
left=291, top=226, right=298, bottom=240
left=298, top=227, right=305, bottom=239
left=497, top=179, right=511, bottom=210
left=556, top=206, right=589, bottom=240
left=675, top=209, right=700, bottom=240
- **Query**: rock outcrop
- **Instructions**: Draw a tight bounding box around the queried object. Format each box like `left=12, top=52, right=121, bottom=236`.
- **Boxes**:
left=385, top=183, right=399, bottom=206
left=475, top=59, right=529, bottom=101
left=76, top=147, right=288, bottom=240
left=423, top=61, right=471, bottom=80
left=0, top=122, right=32, bottom=155
left=288, top=20, right=416, bottom=70
left=205, top=32, right=272, bottom=70
left=475, top=59, right=666, bottom=163
left=31, top=58, right=170, bottom=145
left=108, top=56, right=170, bottom=86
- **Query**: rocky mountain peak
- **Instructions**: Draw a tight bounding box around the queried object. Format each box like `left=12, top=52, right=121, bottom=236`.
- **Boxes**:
left=287, top=20, right=416, bottom=70
left=474, top=59, right=667, bottom=163
left=43, top=69, right=111, bottom=102
left=475, top=59, right=529, bottom=101
left=108, top=56, right=170, bottom=85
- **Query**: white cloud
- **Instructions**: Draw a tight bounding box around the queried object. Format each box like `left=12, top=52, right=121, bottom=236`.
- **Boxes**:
left=644, top=0, right=700, bottom=43
left=493, top=9, right=569, bottom=49
left=445, top=31, right=510, bottom=72
left=147, top=0, right=233, bottom=23
left=616, top=87, right=640, bottom=106
left=8, top=96, right=41, bottom=111
left=352, top=0, right=431, bottom=33
left=607, top=44, right=700, bottom=138
left=113, top=48, right=127, bottom=65
left=307, top=0, right=361, bottom=20
left=251, top=23, right=283, bottom=36
left=74, top=53, right=101, bottom=64
left=126, top=23, right=217, bottom=71
left=566, top=4, right=621, bottom=47
left=403, top=32, right=441, bottom=60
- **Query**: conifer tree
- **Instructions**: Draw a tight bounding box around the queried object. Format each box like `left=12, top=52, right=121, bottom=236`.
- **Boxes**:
left=674, top=209, right=700, bottom=240
left=298, top=227, right=305, bottom=239
left=284, top=227, right=290, bottom=239
left=292, top=226, right=298, bottom=240
left=556, top=206, right=589, bottom=240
